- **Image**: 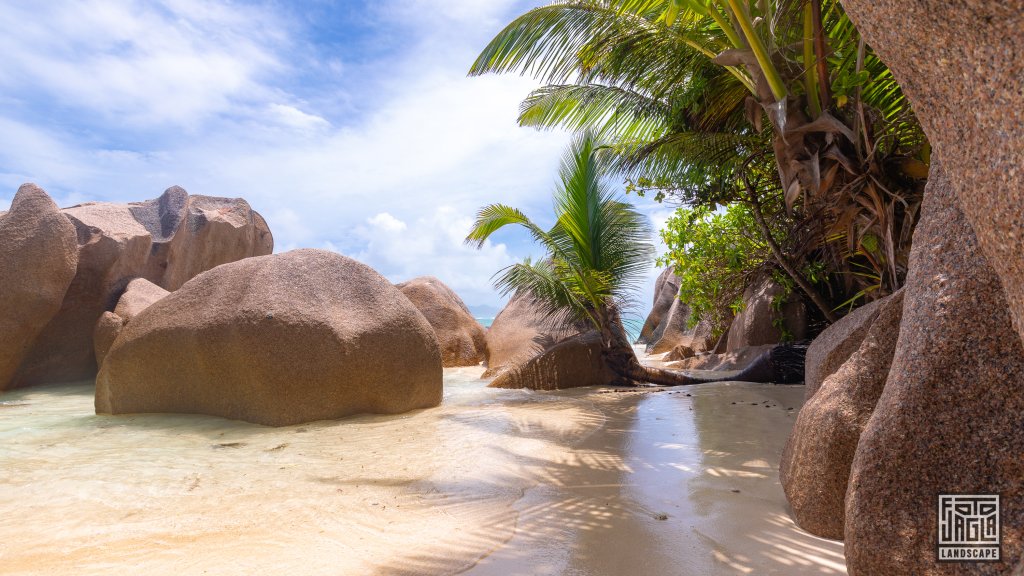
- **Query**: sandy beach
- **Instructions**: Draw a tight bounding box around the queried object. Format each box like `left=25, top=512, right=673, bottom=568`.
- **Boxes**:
left=0, top=362, right=844, bottom=576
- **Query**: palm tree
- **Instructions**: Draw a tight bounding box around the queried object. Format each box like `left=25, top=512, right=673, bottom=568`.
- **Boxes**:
left=470, top=0, right=927, bottom=319
left=466, top=132, right=699, bottom=386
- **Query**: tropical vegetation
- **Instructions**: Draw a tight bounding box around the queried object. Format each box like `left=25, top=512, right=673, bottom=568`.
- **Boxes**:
left=470, top=0, right=928, bottom=329
left=466, top=132, right=699, bottom=385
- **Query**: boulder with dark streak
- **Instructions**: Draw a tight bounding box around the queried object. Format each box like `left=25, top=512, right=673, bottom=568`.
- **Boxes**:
left=726, top=276, right=807, bottom=352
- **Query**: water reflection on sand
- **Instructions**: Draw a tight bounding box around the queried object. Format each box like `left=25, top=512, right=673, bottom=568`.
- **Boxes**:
left=0, top=367, right=845, bottom=575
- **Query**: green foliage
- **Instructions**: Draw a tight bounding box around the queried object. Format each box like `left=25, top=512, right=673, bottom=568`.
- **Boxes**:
left=659, top=200, right=785, bottom=334
left=472, top=0, right=928, bottom=321
left=466, top=132, right=654, bottom=329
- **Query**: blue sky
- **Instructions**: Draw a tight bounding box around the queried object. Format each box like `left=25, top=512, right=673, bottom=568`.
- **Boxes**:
left=0, top=0, right=674, bottom=310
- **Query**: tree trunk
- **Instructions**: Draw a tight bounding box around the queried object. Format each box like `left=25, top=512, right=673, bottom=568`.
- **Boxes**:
left=596, top=305, right=707, bottom=387
left=744, top=181, right=840, bottom=323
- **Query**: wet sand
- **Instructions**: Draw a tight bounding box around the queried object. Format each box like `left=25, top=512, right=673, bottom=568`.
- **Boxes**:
left=0, top=368, right=844, bottom=575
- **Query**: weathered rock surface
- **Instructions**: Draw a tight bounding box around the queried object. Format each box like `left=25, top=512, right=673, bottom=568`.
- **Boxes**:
left=646, top=298, right=715, bottom=356
left=0, top=184, right=79, bottom=390
left=725, top=277, right=806, bottom=352
left=9, top=186, right=272, bottom=387
left=780, top=289, right=904, bottom=540
left=803, top=296, right=889, bottom=400
left=820, top=3, right=1024, bottom=572
left=397, top=276, right=487, bottom=367
left=664, top=344, right=695, bottom=362
left=840, top=0, right=1024, bottom=345
left=113, top=278, right=170, bottom=321
left=637, top=267, right=680, bottom=344
left=844, top=167, right=1024, bottom=574
left=96, top=249, right=443, bottom=426
left=93, top=279, right=171, bottom=368
left=161, top=194, right=274, bottom=291
left=483, top=294, right=584, bottom=377
left=668, top=344, right=775, bottom=372
left=93, top=312, right=125, bottom=370
left=489, top=332, right=616, bottom=391
left=9, top=200, right=152, bottom=386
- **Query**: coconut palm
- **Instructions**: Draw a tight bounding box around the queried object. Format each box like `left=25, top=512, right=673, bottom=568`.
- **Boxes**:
left=470, top=0, right=927, bottom=319
left=466, top=132, right=698, bottom=386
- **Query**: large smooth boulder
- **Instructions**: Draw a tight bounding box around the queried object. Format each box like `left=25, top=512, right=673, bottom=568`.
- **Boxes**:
left=0, top=184, right=79, bottom=390
left=9, top=186, right=273, bottom=387
left=483, top=294, right=583, bottom=377
left=780, top=289, right=904, bottom=540
left=839, top=0, right=1024, bottom=345
left=803, top=296, right=889, bottom=399
left=396, top=276, right=486, bottom=367
left=489, top=332, right=616, bottom=391
left=844, top=167, right=1024, bottom=574
left=637, top=267, right=681, bottom=344
left=725, top=277, right=806, bottom=352
left=93, top=278, right=170, bottom=367
left=96, top=249, right=443, bottom=426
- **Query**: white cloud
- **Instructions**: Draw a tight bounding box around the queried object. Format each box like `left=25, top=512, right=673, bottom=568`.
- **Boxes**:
left=351, top=206, right=522, bottom=306
left=366, top=212, right=407, bottom=233
left=267, top=104, right=331, bottom=131
left=0, top=0, right=674, bottom=310
left=0, top=0, right=284, bottom=127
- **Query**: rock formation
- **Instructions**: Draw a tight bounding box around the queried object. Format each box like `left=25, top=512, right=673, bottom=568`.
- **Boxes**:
left=7, top=186, right=272, bottom=387
left=159, top=193, right=274, bottom=291
left=664, top=344, right=695, bottom=361
left=93, top=278, right=170, bottom=367
left=112, top=278, right=170, bottom=321
left=668, top=344, right=776, bottom=372
left=843, top=167, right=1024, bottom=573
left=489, top=332, right=617, bottom=390
left=483, top=294, right=584, bottom=377
left=397, top=276, right=486, bottom=367
left=826, top=2, right=1024, bottom=572
left=646, top=298, right=716, bottom=355
left=780, top=289, right=904, bottom=539
left=803, top=296, right=889, bottom=399
left=0, top=184, right=78, bottom=390
left=92, top=312, right=125, bottom=370
left=96, top=249, right=443, bottom=427
left=637, top=267, right=681, bottom=344
left=725, top=276, right=806, bottom=352
left=839, top=0, right=1024, bottom=345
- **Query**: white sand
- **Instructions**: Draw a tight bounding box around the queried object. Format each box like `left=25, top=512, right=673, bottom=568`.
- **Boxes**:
left=0, top=367, right=845, bottom=575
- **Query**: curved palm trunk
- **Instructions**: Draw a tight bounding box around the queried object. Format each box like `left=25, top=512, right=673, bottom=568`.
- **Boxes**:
left=596, top=305, right=708, bottom=386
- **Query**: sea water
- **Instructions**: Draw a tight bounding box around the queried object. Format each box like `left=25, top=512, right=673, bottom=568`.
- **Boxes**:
left=0, top=369, right=844, bottom=575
